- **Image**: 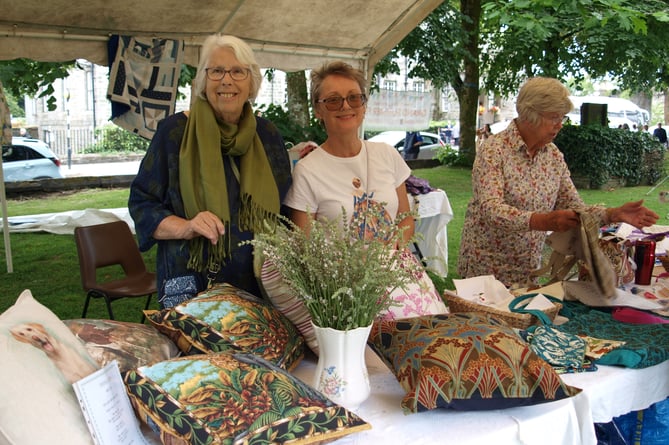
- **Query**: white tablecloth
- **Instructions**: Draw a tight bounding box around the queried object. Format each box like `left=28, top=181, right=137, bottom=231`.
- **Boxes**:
left=292, top=348, right=669, bottom=445
left=409, top=190, right=453, bottom=276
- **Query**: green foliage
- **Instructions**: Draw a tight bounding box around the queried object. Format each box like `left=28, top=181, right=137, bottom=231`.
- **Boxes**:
left=5, top=90, right=24, bottom=118
left=481, top=0, right=669, bottom=96
left=0, top=59, right=77, bottom=111
left=372, top=2, right=469, bottom=90
left=255, top=103, right=326, bottom=146
left=433, top=145, right=460, bottom=166
left=555, top=124, right=665, bottom=188
left=86, top=125, right=150, bottom=153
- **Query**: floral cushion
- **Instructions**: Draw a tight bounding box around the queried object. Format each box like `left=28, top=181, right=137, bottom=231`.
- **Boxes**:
left=144, top=282, right=304, bottom=370
left=0, top=290, right=98, bottom=445
left=64, top=318, right=180, bottom=373
left=260, top=250, right=447, bottom=355
left=368, top=312, right=581, bottom=412
left=124, top=352, right=370, bottom=445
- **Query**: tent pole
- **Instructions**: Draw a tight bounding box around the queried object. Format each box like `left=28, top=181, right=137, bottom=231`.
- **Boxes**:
left=0, top=166, right=13, bottom=273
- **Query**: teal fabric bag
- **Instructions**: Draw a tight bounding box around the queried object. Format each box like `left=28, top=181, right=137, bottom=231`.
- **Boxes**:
left=509, top=294, right=587, bottom=369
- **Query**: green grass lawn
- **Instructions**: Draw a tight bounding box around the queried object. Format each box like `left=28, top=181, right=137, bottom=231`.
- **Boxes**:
left=1, top=166, right=668, bottom=322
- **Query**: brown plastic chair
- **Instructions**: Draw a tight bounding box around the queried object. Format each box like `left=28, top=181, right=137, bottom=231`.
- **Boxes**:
left=74, top=220, right=156, bottom=322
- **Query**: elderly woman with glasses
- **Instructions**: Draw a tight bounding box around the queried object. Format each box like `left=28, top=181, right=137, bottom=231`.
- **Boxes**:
left=129, top=34, right=291, bottom=308
left=457, top=76, right=658, bottom=287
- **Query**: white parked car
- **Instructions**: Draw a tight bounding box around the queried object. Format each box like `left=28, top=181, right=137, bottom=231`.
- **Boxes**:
left=2, top=137, right=64, bottom=182
left=367, top=131, right=445, bottom=160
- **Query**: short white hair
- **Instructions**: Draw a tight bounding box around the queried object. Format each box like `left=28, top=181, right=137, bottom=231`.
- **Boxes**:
left=192, top=34, right=262, bottom=101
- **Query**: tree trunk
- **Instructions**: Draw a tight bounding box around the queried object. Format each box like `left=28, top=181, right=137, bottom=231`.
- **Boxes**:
left=432, top=87, right=442, bottom=121
left=664, top=89, right=669, bottom=125
left=458, top=0, right=482, bottom=167
left=285, top=71, right=310, bottom=131
left=0, top=80, right=11, bottom=145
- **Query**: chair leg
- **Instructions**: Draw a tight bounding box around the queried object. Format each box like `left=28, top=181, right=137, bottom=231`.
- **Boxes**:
left=104, top=297, right=115, bottom=320
left=141, top=294, right=152, bottom=324
left=82, top=293, right=92, bottom=318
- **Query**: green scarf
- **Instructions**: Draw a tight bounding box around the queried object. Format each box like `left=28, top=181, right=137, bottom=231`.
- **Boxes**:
left=179, top=98, right=280, bottom=273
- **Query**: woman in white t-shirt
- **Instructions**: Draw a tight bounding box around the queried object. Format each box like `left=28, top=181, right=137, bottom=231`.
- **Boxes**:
left=276, top=62, right=447, bottom=352
left=283, top=61, right=414, bottom=244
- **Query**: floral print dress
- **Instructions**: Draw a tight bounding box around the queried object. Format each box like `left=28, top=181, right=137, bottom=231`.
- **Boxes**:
left=457, top=119, right=606, bottom=287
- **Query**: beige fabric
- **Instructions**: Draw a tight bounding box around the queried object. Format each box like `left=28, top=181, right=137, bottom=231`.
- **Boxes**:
left=536, top=210, right=617, bottom=298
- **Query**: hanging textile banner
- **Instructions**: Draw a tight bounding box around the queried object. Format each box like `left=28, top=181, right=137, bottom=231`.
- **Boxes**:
left=107, top=35, right=184, bottom=140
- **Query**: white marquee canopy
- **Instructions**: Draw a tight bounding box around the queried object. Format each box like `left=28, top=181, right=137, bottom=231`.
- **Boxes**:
left=0, top=0, right=443, bottom=71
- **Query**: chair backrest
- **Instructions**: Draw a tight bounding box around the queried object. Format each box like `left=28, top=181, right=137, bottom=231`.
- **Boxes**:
left=74, top=220, right=147, bottom=290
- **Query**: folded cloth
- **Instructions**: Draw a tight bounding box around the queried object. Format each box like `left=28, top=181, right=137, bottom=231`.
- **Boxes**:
left=405, top=175, right=434, bottom=195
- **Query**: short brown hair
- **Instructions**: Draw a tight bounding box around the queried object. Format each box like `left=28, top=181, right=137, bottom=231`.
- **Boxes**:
left=310, top=61, right=367, bottom=109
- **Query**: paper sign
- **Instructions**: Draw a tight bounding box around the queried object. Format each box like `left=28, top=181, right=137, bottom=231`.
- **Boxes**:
left=73, top=360, right=151, bottom=445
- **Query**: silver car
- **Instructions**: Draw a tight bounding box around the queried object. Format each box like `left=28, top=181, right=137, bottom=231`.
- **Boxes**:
left=2, top=137, right=64, bottom=181
left=367, top=131, right=446, bottom=160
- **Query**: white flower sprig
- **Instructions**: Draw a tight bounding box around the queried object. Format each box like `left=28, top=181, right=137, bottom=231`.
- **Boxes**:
left=247, top=201, right=422, bottom=331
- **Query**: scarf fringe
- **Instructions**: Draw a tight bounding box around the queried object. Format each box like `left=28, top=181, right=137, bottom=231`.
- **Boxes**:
left=187, top=193, right=277, bottom=274
left=239, top=193, right=280, bottom=233
left=187, top=223, right=231, bottom=272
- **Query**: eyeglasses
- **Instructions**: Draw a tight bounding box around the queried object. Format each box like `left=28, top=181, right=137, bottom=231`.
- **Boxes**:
left=316, top=94, right=367, bottom=111
left=542, top=114, right=569, bottom=125
left=205, top=66, right=250, bottom=81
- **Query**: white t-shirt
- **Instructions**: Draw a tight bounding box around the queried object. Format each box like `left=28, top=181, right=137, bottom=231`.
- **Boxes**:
left=284, top=140, right=411, bottom=224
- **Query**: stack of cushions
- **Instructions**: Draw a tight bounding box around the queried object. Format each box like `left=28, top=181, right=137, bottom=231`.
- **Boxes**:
left=368, top=312, right=581, bottom=413
left=132, top=283, right=369, bottom=444
left=0, top=285, right=370, bottom=445
left=259, top=251, right=448, bottom=355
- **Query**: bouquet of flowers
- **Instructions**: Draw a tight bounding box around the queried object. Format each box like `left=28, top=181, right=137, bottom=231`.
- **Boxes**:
left=248, top=202, right=423, bottom=331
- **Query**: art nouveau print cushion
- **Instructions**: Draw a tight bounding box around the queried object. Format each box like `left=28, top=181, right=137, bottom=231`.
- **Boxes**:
left=368, top=312, right=581, bottom=412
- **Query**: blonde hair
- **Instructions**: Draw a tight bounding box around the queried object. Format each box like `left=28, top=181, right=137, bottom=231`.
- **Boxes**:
left=310, top=61, right=367, bottom=109
left=192, top=34, right=262, bottom=101
left=516, top=77, right=573, bottom=126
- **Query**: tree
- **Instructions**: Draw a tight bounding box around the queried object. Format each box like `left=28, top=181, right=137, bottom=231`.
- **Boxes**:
left=374, top=1, right=482, bottom=164
left=481, top=1, right=669, bottom=97
left=0, top=59, right=77, bottom=145
left=285, top=71, right=310, bottom=130
left=376, top=0, right=669, bottom=165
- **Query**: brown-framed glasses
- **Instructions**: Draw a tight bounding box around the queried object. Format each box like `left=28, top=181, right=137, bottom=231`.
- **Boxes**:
left=316, top=94, right=367, bottom=111
left=205, top=66, right=250, bottom=81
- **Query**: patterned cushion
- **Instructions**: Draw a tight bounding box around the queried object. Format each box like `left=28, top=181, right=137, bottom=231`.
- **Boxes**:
left=0, top=290, right=99, bottom=445
left=260, top=250, right=447, bottom=355
left=64, top=319, right=180, bottom=373
left=124, top=353, right=370, bottom=445
left=145, top=282, right=304, bottom=370
left=368, top=312, right=581, bottom=412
